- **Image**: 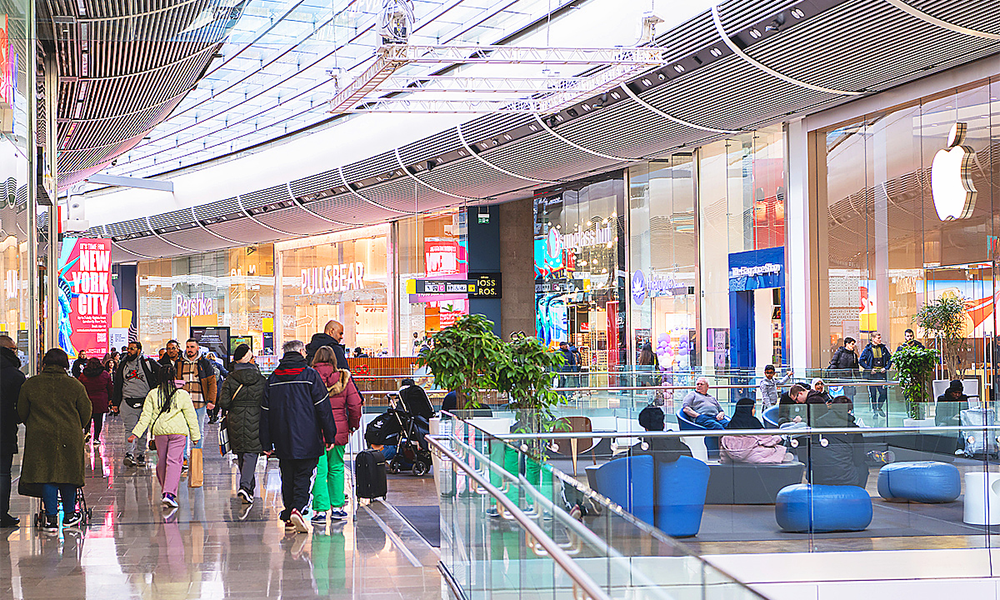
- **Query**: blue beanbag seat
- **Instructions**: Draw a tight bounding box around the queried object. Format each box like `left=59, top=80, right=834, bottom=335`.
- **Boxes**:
left=775, top=484, right=872, bottom=532
left=877, top=461, right=961, bottom=503
left=762, top=406, right=780, bottom=428
left=592, top=455, right=655, bottom=525
left=655, top=456, right=710, bottom=537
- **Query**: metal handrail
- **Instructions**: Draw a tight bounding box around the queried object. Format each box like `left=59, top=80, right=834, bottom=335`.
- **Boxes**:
left=426, top=435, right=613, bottom=600
left=495, top=424, right=998, bottom=440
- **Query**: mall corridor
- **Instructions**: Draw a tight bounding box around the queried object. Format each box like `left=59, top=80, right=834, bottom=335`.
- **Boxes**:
left=1, top=418, right=444, bottom=600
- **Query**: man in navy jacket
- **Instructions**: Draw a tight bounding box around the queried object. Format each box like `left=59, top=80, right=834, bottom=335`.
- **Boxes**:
left=261, top=339, right=336, bottom=533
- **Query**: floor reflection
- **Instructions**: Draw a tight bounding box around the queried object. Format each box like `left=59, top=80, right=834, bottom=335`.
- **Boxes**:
left=3, top=415, right=443, bottom=599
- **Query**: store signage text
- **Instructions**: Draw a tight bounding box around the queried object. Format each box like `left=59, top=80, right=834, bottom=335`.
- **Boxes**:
left=729, top=264, right=781, bottom=279
left=0, top=16, right=18, bottom=113
left=301, top=262, right=365, bottom=295
left=176, top=293, right=215, bottom=317
left=67, top=247, right=112, bottom=315
left=560, top=222, right=614, bottom=252
left=4, top=269, right=15, bottom=299
left=631, top=270, right=678, bottom=305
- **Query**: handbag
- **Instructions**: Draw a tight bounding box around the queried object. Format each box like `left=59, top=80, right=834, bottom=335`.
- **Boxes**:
left=146, top=389, right=172, bottom=451
left=219, top=383, right=243, bottom=455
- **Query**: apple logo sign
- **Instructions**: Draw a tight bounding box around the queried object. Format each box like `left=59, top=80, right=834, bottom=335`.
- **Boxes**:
left=931, top=122, right=977, bottom=221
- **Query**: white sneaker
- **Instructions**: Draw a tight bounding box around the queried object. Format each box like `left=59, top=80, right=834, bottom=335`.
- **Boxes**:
left=290, top=509, right=311, bottom=534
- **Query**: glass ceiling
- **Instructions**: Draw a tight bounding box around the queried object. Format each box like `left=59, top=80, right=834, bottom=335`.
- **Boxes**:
left=106, top=0, right=571, bottom=179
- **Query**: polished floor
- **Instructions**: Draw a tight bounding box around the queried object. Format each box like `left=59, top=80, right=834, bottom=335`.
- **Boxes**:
left=1, top=415, right=445, bottom=600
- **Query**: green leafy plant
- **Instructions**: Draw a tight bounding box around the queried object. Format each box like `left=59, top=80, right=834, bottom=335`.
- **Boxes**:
left=913, top=295, right=967, bottom=378
left=418, top=314, right=506, bottom=409
left=892, top=346, right=940, bottom=419
left=496, top=332, right=566, bottom=434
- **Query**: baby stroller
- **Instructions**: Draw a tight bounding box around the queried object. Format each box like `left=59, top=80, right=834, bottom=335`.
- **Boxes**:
left=23, top=484, right=93, bottom=529
left=365, top=392, right=432, bottom=476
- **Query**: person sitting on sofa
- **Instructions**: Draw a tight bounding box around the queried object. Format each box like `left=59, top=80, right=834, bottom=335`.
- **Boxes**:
left=720, top=398, right=790, bottom=464
left=629, top=405, right=692, bottom=464
left=936, top=380, right=967, bottom=455
left=681, top=377, right=729, bottom=429
left=809, top=396, right=869, bottom=487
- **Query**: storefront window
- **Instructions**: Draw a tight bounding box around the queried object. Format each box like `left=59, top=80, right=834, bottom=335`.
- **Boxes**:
left=698, top=125, right=787, bottom=372
left=820, top=78, right=999, bottom=378
left=137, top=244, right=275, bottom=356
left=628, top=156, right=699, bottom=371
left=397, top=210, right=467, bottom=356
left=276, top=226, right=391, bottom=355
left=534, top=174, right=626, bottom=374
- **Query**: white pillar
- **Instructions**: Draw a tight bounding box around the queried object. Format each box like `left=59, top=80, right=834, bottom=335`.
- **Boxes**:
left=785, top=118, right=814, bottom=370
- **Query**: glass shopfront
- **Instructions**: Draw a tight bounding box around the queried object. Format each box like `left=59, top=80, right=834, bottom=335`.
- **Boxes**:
left=276, top=225, right=392, bottom=355
left=819, top=77, right=999, bottom=389
left=137, top=244, right=275, bottom=356
left=534, top=174, right=626, bottom=373
left=397, top=210, right=468, bottom=356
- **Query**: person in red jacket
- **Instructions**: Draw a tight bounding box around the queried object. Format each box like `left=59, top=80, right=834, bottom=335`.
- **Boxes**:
left=309, top=345, right=363, bottom=523
left=79, top=358, right=113, bottom=445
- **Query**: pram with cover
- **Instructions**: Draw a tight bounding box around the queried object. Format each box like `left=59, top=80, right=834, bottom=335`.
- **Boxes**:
left=364, top=390, right=432, bottom=476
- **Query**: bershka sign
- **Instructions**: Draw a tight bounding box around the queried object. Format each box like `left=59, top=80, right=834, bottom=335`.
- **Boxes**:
left=301, top=262, right=365, bottom=295
left=175, top=293, right=215, bottom=317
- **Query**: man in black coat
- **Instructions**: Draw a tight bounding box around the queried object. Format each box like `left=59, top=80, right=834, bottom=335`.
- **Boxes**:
left=306, top=320, right=349, bottom=368
left=261, top=340, right=336, bottom=534
left=0, top=334, right=26, bottom=527
left=828, top=337, right=860, bottom=400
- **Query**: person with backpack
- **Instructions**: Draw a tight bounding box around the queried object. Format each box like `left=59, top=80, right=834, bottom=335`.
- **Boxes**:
left=309, top=346, right=363, bottom=524
left=113, top=341, right=160, bottom=467
left=79, top=358, right=113, bottom=446
left=261, top=340, right=336, bottom=534
left=128, top=362, right=201, bottom=512
left=217, top=344, right=266, bottom=506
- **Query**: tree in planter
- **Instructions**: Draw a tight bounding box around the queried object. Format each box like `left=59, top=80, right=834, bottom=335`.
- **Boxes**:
left=418, top=314, right=506, bottom=409
left=893, top=346, right=940, bottom=419
left=496, top=332, right=566, bottom=435
left=913, top=295, right=967, bottom=379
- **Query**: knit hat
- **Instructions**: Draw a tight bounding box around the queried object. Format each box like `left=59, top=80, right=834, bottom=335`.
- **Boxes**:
left=233, top=344, right=251, bottom=362
left=947, top=379, right=964, bottom=394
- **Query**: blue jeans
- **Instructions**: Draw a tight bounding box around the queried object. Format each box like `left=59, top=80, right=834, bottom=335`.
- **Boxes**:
left=694, top=414, right=729, bottom=429
left=186, top=406, right=207, bottom=457
left=41, top=484, right=77, bottom=517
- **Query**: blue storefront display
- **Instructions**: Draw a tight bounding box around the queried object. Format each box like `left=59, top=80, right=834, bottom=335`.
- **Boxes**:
left=728, top=246, right=787, bottom=371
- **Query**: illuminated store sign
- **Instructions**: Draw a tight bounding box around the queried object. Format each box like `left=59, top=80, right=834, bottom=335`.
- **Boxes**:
left=728, top=247, right=785, bottom=292
left=560, top=222, right=615, bottom=252
left=176, top=293, right=215, bottom=317
left=0, top=15, right=18, bottom=113
left=300, top=262, right=366, bottom=295
left=931, top=122, right=977, bottom=221
left=631, top=270, right=679, bottom=305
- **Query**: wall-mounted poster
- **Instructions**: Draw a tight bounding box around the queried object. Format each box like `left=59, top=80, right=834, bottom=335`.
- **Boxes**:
left=58, top=238, right=113, bottom=359
left=190, top=326, right=231, bottom=370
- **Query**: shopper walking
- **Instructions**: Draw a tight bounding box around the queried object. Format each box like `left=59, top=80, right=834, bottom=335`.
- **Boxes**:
left=174, top=339, right=217, bottom=487
left=205, top=352, right=229, bottom=423
left=309, top=346, right=363, bottom=523
left=17, top=348, right=92, bottom=533
left=0, top=335, right=26, bottom=528
left=217, top=344, right=266, bottom=505
left=128, top=362, right=201, bottom=511
left=113, top=341, right=160, bottom=467
left=261, top=340, right=336, bottom=534
left=306, top=320, right=349, bottom=368
left=859, top=332, right=891, bottom=418
left=79, top=358, right=113, bottom=446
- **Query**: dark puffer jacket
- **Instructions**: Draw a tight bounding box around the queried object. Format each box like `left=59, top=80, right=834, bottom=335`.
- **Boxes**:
left=1, top=346, right=26, bottom=455
left=261, top=352, right=336, bottom=460
left=217, top=363, right=266, bottom=453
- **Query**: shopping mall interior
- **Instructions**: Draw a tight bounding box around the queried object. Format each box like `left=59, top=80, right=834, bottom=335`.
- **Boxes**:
left=1, top=0, right=999, bottom=598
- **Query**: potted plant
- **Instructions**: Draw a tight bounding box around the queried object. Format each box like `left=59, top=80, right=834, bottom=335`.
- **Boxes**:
left=893, top=346, right=940, bottom=420
left=495, top=332, right=567, bottom=435
left=913, top=295, right=967, bottom=379
left=418, top=314, right=506, bottom=409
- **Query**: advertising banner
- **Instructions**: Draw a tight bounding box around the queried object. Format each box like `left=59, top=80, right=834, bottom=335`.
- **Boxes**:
left=58, top=238, right=113, bottom=359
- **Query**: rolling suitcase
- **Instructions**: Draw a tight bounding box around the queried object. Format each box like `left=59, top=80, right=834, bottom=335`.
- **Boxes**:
left=961, top=408, right=998, bottom=458
left=355, top=449, right=388, bottom=500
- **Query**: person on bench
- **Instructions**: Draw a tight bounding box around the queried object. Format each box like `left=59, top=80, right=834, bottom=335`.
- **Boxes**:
left=629, top=405, right=692, bottom=464
left=720, top=398, right=791, bottom=464
left=682, top=377, right=729, bottom=430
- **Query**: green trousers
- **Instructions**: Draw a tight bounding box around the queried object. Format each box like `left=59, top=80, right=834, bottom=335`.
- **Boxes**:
left=311, top=445, right=347, bottom=511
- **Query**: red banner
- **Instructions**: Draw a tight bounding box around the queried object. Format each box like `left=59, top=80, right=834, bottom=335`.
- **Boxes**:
left=59, top=238, right=112, bottom=359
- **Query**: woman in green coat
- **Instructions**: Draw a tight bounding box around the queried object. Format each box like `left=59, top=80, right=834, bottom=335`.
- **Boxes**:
left=17, top=348, right=92, bottom=532
left=217, top=344, right=265, bottom=504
